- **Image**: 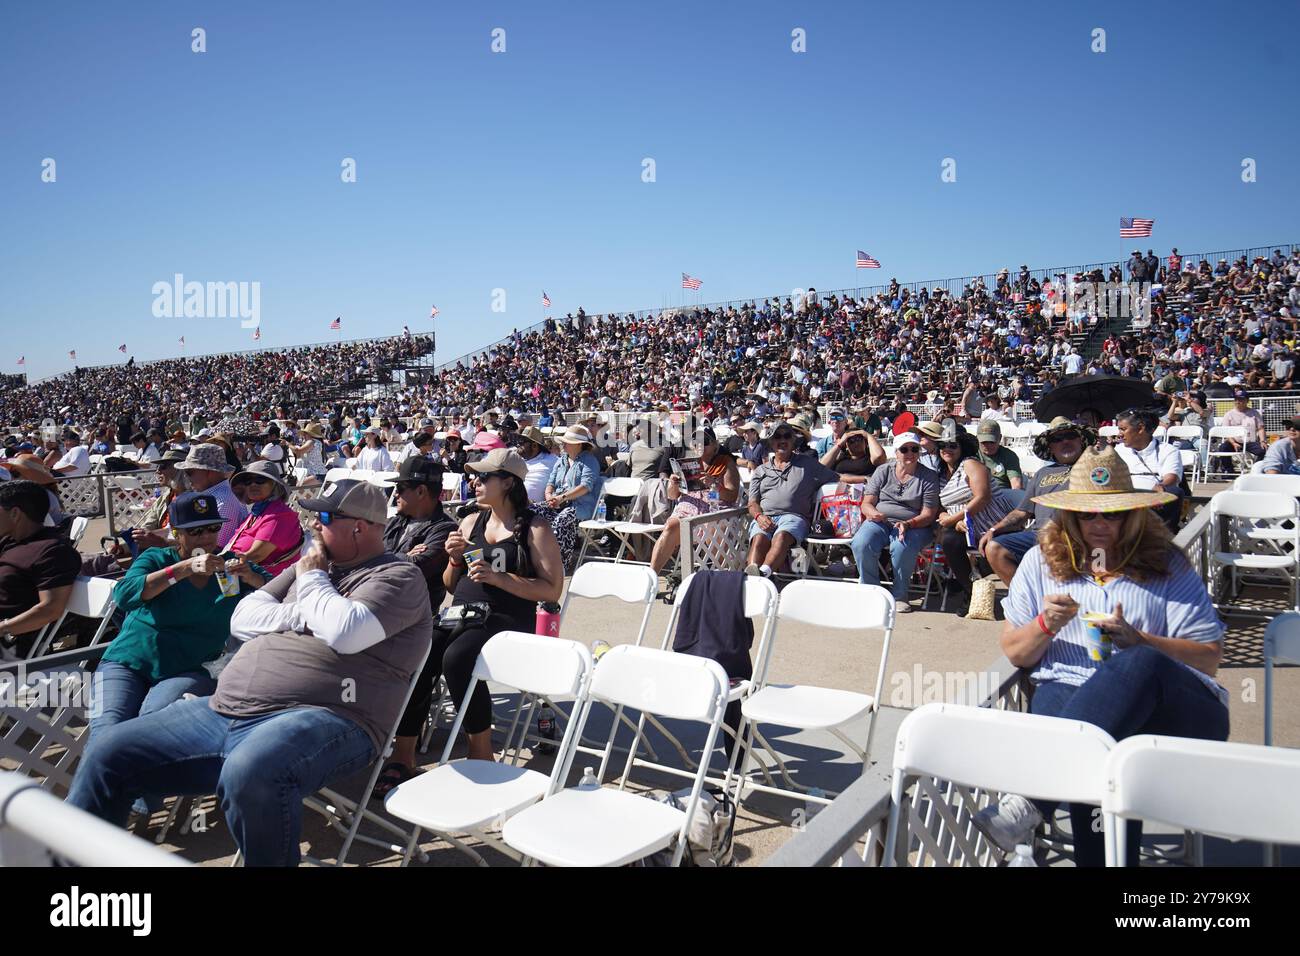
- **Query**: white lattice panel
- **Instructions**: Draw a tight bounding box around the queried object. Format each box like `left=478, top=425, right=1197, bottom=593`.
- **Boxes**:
left=682, top=509, right=748, bottom=575
left=57, top=477, right=105, bottom=518
left=108, top=482, right=165, bottom=531
left=0, top=673, right=91, bottom=794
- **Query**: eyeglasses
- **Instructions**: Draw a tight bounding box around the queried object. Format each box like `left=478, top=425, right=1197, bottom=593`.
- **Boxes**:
left=1078, top=511, right=1126, bottom=523
left=317, top=511, right=335, bottom=526
left=938, top=441, right=961, bottom=451
left=180, top=524, right=223, bottom=536
left=896, top=446, right=921, bottom=455
left=1048, top=431, right=1081, bottom=444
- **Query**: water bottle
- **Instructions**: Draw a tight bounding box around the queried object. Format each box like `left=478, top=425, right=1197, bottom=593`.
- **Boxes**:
left=535, top=705, right=557, bottom=755
left=535, top=601, right=561, bottom=638
left=706, top=481, right=720, bottom=510
left=595, top=498, right=607, bottom=521
left=577, top=767, right=600, bottom=791
left=1007, top=844, right=1037, bottom=867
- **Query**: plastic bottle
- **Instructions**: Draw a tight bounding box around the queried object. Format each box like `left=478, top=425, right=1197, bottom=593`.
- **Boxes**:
left=577, top=767, right=600, bottom=791
left=1007, top=844, right=1037, bottom=867
left=705, top=480, right=720, bottom=510
left=535, top=705, right=557, bottom=755
left=535, top=601, right=561, bottom=637
left=595, top=498, right=607, bottom=521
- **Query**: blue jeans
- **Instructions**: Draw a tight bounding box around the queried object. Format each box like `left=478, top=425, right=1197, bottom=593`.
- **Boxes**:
left=850, top=520, right=933, bottom=599
left=1029, top=645, right=1229, bottom=866
left=67, top=697, right=376, bottom=866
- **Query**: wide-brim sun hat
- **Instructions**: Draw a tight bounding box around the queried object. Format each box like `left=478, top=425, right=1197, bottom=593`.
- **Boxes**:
left=1031, top=416, right=1097, bottom=461
left=1031, top=446, right=1175, bottom=513
left=6, top=454, right=57, bottom=486
left=301, top=423, right=325, bottom=440
left=559, top=424, right=595, bottom=447
left=231, top=460, right=289, bottom=495
left=174, top=443, right=235, bottom=473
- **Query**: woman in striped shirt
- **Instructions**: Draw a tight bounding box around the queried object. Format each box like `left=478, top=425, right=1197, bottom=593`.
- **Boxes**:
left=976, top=446, right=1228, bottom=866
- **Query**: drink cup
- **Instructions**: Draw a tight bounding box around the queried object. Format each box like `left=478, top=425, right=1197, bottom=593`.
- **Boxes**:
left=1081, top=611, right=1113, bottom=661
left=463, top=548, right=484, bottom=566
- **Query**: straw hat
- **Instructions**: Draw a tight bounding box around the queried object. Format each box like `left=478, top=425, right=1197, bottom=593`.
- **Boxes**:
left=784, top=413, right=815, bottom=438
left=1031, top=447, right=1175, bottom=514
left=559, top=424, right=595, bottom=447
left=301, top=423, right=325, bottom=440
left=6, top=454, right=57, bottom=486
left=518, top=425, right=551, bottom=447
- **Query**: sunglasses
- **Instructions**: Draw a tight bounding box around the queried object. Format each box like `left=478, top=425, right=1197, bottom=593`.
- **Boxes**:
left=180, top=524, right=223, bottom=535
left=896, top=446, right=921, bottom=455
left=1048, top=431, right=1081, bottom=444
left=1078, top=511, right=1126, bottom=523
left=938, top=441, right=961, bottom=451
left=241, top=476, right=273, bottom=486
left=771, top=431, right=795, bottom=440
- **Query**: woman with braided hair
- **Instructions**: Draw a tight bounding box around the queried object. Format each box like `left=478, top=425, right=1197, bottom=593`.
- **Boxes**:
left=375, top=448, right=563, bottom=793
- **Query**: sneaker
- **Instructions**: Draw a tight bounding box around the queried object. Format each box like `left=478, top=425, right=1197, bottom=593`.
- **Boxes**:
left=895, top=601, right=912, bottom=614
left=971, top=794, right=1043, bottom=854
left=744, top=563, right=762, bottom=576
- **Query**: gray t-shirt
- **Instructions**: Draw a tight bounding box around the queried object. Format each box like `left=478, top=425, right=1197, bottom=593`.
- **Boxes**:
left=863, top=464, right=941, bottom=521
left=750, top=453, right=841, bottom=520
left=628, top=441, right=669, bottom=480
left=1023, top=462, right=1071, bottom=526
left=210, top=554, right=433, bottom=752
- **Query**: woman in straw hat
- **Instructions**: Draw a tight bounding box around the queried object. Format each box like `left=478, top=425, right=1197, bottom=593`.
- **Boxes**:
left=973, top=447, right=1228, bottom=866
left=544, top=424, right=604, bottom=521
left=291, top=423, right=327, bottom=484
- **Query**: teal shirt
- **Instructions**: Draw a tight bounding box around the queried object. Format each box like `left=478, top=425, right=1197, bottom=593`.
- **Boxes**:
left=102, top=547, right=249, bottom=681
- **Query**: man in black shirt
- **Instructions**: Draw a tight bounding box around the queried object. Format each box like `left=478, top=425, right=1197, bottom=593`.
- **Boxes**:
left=0, top=480, right=81, bottom=659
left=383, top=457, right=457, bottom=612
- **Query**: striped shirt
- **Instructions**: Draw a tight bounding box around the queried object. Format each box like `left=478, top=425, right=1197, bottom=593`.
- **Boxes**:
left=205, top=479, right=250, bottom=551
left=1004, top=545, right=1227, bottom=707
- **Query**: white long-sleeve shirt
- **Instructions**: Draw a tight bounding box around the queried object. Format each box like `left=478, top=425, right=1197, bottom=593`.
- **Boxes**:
left=230, top=569, right=386, bottom=654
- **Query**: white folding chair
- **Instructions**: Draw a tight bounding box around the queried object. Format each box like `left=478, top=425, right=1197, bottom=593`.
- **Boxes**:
left=68, top=516, right=89, bottom=548
left=804, top=481, right=853, bottom=575
left=1206, top=426, right=1248, bottom=480
left=440, top=471, right=464, bottom=504
left=1179, top=449, right=1200, bottom=490
left=1102, top=735, right=1300, bottom=866
left=882, top=704, right=1115, bottom=867
left=1234, top=473, right=1300, bottom=497
left=501, top=645, right=729, bottom=867
left=1264, top=612, right=1300, bottom=748
left=25, top=576, right=117, bottom=660
left=622, top=572, right=778, bottom=788
left=725, top=580, right=895, bottom=807
left=384, top=632, right=593, bottom=866
left=575, top=477, right=643, bottom=565
left=1209, top=490, right=1300, bottom=612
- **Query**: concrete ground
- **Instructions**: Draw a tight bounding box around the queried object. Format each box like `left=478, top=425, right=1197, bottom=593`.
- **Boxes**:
left=25, top=513, right=1300, bottom=865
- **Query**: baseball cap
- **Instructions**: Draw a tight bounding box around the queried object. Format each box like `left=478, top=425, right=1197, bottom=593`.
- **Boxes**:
left=299, top=478, right=389, bottom=525
left=168, top=492, right=223, bottom=530
left=464, top=448, right=528, bottom=482
left=1288, top=417, right=1300, bottom=431
left=976, top=420, right=1002, bottom=440
left=1232, top=387, right=1250, bottom=399
left=392, top=456, right=444, bottom=486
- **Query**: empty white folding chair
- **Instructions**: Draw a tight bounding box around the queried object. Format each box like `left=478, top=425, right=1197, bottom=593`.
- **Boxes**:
left=501, top=645, right=729, bottom=867
left=1208, top=490, right=1300, bottom=611
left=622, top=572, right=779, bottom=788
left=385, top=632, right=593, bottom=866
left=882, top=704, right=1115, bottom=867
left=725, top=580, right=895, bottom=807
left=1234, top=473, right=1300, bottom=497
left=575, top=477, right=643, bottom=565
left=1102, top=735, right=1300, bottom=866
left=1205, top=426, right=1248, bottom=480
left=1264, top=612, right=1300, bottom=748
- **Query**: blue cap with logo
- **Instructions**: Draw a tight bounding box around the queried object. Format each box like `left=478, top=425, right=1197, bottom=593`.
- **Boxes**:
left=168, top=491, right=222, bottom=529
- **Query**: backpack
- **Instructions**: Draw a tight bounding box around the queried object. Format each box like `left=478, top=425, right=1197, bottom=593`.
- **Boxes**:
left=630, top=787, right=737, bottom=867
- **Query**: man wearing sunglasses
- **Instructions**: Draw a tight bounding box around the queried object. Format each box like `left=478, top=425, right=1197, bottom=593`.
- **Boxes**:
left=979, top=417, right=1091, bottom=586
left=384, top=457, right=457, bottom=609
left=745, top=419, right=841, bottom=577
left=68, top=478, right=433, bottom=866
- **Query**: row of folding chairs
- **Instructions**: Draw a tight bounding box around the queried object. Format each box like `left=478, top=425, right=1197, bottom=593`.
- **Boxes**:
left=882, top=703, right=1300, bottom=867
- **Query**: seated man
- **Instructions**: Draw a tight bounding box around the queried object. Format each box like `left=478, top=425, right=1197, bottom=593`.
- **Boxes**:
left=744, top=419, right=840, bottom=577
left=66, top=479, right=433, bottom=866
left=1261, top=416, right=1300, bottom=475
left=0, top=480, right=81, bottom=659
left=50, top=431, right=91, bottom=477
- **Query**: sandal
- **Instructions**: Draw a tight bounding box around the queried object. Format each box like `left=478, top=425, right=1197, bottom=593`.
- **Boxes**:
left=371, top=761, right=418, bottom=801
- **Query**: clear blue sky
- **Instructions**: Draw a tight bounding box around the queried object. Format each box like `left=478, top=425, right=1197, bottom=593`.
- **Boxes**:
left=2, top=1, right=1297, bottom=381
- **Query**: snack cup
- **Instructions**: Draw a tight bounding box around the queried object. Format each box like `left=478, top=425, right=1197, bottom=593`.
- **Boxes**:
left=463, top=548, right=484, bottom=566
left=1081, top=611, right=1113, bottom=662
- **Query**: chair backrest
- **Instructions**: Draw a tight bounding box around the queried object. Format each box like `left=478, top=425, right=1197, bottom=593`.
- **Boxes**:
left=1266, top=611, right=1300, bottom=667
left=1165, top=425, right=1202, bottom=441
left=473, top=630, right=593, bottom=700
left=1098, top=425, right=1120, bottom=438
left=892, top=704, right=1115, bottom=804
left=599, top=476, right=643, bottom=500
left=68, top=517, right=89, bottom=547
left=564, top=562, right=658, bottom=605
left=1210, top=489, right=1299, bottom=522
left=63, top=576, right=116, bottom=619
left=777, top=579, right=893, bottom=630
left=324, top=467, right=354, bottom=484
left=589, top=644, right=727, bottom=722
left=662, top=570, right=780, bottom=684
left=1103, top=735, right=1300, bottom=850
left=1234, top=474, right=1300, bottom=497
left=1208, top=425, right=1245, bottom=441
left=1020, top=423, right=1047, bottom=437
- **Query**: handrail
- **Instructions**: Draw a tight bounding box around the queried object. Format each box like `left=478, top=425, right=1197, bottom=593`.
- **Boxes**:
left=0, top=770, right=188, bottom=866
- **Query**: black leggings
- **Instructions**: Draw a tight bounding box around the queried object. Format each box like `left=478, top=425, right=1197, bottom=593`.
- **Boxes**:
left=938, top=528, right=974, bottom=592
left=397, top=613, right=530, bottom=738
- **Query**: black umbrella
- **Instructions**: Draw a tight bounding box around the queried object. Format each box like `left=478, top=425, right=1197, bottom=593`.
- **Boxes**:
left=1033, top=375, right=1156, bottom=423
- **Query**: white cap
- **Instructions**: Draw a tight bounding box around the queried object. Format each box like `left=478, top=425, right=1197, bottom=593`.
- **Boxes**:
left=893, top=432, right=923, bottom=448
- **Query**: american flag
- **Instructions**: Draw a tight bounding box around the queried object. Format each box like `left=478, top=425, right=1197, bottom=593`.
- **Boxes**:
left=330, top=317, right=341, bottom=330
left=429, top=305, right=439, bottom=318
left=69, top=350, right=76, bottom=360
left=1120, top=217, right=1155, bottom=238
left=541, top=291, right=551, bottom=308
left=16, top=356, right=24, bottom=366
left=682, top=273, right=702, bottom=290
left=178, top=336, right=185, bottom=347
left=856, top=250, right=881, bottom=269
left=118, top=344, right=127, bottom=353
left=253, top=327, right=261, bottom=341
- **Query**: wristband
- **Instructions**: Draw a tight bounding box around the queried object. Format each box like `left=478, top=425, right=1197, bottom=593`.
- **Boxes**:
left=1035, top=613, right=1054, bottom=636
left=449, top=558, right=467, bottom=569
left=163, top=565, right=178, bottom=585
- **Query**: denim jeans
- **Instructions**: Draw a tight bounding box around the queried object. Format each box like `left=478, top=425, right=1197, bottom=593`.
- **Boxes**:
left=67, top=696, right=376, bottom=866
left=1029, top=644, right=1229, bottom=866
left=850, top=520, right=934, bottom=599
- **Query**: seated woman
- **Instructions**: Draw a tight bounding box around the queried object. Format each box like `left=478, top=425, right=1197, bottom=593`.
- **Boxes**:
left=92, top=491, right=267, bottom=741
left=290, top=422, right=328, bottom=484
left=933, top=428, right=1016, bottom=611
left=649, top=427, right=741, bottom=574
left=545, top=424, right=604, bottom=521
left=848, top=432, right=941, bottom=612
left=381, top=449, right=563, bottom=788
left=225, top=461, right=305, bottom=578
left=979, top=448, right=1228, bottom=866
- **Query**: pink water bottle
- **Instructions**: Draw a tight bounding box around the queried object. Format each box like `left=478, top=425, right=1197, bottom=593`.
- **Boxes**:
left=536, top=601, right=561, bottom=637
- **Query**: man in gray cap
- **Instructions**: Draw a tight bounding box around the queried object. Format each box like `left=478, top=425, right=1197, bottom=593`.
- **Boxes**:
left=67, top=478, right=433, bottom=866
left=174, top=443, right=247, bottom=548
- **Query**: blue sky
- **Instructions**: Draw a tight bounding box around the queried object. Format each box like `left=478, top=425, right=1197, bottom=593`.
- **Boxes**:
left=2, top=1, right=1297, bottom=381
